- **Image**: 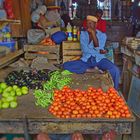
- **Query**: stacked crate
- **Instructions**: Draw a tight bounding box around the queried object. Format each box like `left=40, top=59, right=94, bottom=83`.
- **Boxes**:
left=24, top=44, right=61, bottom=64
left=62, top=41, right=82, bottom=63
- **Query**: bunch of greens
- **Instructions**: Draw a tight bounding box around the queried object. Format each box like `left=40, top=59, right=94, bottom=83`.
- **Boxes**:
left=33, top=70, right=72, bottom=108
left=34, top=90, right=53, bottom=108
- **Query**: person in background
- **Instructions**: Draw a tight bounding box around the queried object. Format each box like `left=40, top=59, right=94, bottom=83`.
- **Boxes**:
left=95, top=9, right=106, bottom=33
left=63, top=15, right=120, bottom=90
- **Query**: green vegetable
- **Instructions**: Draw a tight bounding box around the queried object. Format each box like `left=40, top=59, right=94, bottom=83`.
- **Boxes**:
left=34, top=70, right=72, bottom=108
left=34, top=90, right=53, bottom=108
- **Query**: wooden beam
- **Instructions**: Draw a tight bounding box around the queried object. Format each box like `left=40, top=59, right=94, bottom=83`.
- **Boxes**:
left=0, top=49, right=24, bottom=69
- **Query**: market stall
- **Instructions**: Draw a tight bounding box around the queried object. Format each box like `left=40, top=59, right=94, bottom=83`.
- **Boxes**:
left=0, top=69, right=135, bottom=140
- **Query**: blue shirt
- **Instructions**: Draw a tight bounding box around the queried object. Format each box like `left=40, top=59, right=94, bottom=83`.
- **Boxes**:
left=80, top=30, right=107, bottom=62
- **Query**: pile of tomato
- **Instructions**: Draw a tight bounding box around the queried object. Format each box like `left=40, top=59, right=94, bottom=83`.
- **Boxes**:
left=49, top=86, right=131, bottom=119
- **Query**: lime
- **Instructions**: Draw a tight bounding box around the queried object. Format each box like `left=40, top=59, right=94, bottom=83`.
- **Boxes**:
left=10, top=91, right=16, bottom=96
left=22, top=89, right=28, bottom=95
left=13, top=96, right=17, bottom=101
left=0, top=83, right=7, bottom=90
left=4, top=86, right=13, bottom=92
left=2, top=102, right=9, bottom=109
left=13, top=85, right=18, bottom=90
left=16, top=91, right=22, bottom=96
left=10, top=101, right=18, bottom=108
left=1, top=98, right=7, bottom=103
left=6, top=96, right=15, bottom=102
left=21, top=86, right=28, bottom=91
left=2, top=92, right=10, bottom=98
left=16, top=88, right=21, bottom=92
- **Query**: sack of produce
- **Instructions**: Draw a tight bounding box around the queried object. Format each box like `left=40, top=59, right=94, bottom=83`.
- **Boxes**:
left=51, top=31, right=66, bottom=44
left=27, top=29, right=45, bottom=44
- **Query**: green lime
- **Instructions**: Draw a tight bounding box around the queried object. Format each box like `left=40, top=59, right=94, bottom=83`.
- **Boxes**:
left=1, top=98, right=7, bottom=103
left=4, top=86, right=13, bottom=92
left=6, top=96, right=15, bottom=102
left=13, top=85, right=18, bottom=90
left=0, top=83, right=7, bottom=90
left=2, top=92, right=10, bottom=98
left=2, top=102, right=9, bottom=109
left=13, top=96, right=17, bottom=101
left=16, top=91, right=22, bottom=96
left=22, top=89, right=28, bottom=95
left=10, top=91, right=16, bottom=96
left=10, top=101, right=18, bottom=108
left=21, top=86, right=28, bottom=91
left=16, top=88, right=21, bottom=92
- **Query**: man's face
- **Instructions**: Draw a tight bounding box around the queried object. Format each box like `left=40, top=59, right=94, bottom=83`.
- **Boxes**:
left=87, top=20, right=96, bottom=30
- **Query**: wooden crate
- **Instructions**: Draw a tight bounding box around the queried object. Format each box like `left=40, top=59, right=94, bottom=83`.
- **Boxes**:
left=24, top=44, right=61, bottom=64
left=62, top=41, right=82, bottom=63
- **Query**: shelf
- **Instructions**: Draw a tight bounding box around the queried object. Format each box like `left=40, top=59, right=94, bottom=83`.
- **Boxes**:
left=0, top=49, right=24, bottom=69
left=0, top=19, right=21, bottom=24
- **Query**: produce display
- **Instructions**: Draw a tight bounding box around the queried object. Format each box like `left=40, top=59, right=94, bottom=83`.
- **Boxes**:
left=0, top=82, right=29, bottom=109
left=5, top=69, right=50, bottom=89
left=49, top=86, right=131, bottom=119
left=34, top=70, right=72, bottom=108
left=2, top=68, right=132, bottom=120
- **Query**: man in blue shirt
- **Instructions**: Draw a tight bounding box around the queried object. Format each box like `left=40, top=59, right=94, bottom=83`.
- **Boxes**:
left=63, top=15, right=120, bottom=90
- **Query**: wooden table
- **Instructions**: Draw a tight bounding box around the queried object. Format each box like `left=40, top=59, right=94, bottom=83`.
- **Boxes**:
left=0, top=72, right=136, bottom=140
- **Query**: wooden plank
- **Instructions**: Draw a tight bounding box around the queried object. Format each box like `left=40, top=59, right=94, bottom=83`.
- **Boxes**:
left=11, top=0, right=23, bottom=37
left=0, top=19, right=21, bottom=23
left=63, top=41, right=80, bottom=50
left=0, top=121, right=132, bottom=134
left=19, top=0, right=31, bottom=37
left=63, top=50, right=82, bottom=56
left=63, top=56, right=81, bottom=63
left=0, top=49, right=24, bottom=69
left=48, top=59, right=60, bottom=64
left=24, top=52, right=59, bottom=60
left=24, top=45, right=60, bottom=53
left=10, top=24, right=23, bottom=37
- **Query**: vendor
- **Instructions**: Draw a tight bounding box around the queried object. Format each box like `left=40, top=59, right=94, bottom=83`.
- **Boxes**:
left=63, top=15, right=120, bottom=90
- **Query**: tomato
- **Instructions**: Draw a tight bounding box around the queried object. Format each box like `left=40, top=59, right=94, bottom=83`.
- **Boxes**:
left=49, top=87, right=131, bottom=119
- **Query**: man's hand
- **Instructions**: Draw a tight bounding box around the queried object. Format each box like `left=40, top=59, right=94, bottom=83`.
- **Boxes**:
left=87, top=27, right=99, bottom=47
left=87, top=28, right=95, bottom=34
